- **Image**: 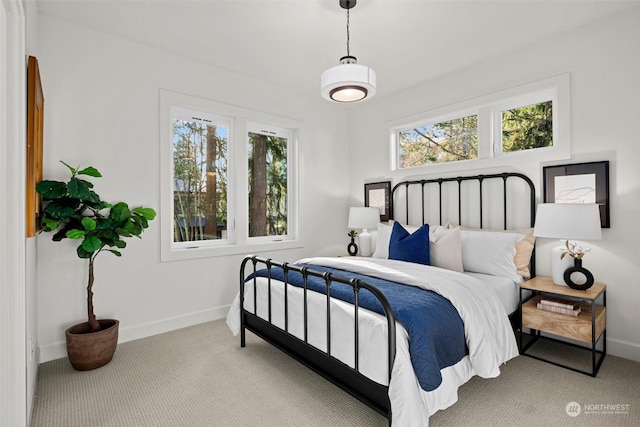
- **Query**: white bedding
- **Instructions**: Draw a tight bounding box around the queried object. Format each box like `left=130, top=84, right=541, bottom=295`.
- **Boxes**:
left=465, top=272, right=521, bottom=315
left=227, top=257, right=518, bottom=426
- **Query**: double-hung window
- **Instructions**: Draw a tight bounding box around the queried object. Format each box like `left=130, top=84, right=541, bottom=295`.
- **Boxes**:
left=160, top=90, right=300, bottom=261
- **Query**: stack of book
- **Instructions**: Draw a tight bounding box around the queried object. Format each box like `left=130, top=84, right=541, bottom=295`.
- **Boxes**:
left=536, top=297, right=582, bottom=317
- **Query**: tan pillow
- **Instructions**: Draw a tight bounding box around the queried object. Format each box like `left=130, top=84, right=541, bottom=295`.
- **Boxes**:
left=445, top=221, right=535, bottom=279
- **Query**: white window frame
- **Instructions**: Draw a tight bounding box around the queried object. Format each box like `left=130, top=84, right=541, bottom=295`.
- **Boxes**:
left=389, top=74, right=570, bottom=175
left=160, top=90, right=301, bottom=261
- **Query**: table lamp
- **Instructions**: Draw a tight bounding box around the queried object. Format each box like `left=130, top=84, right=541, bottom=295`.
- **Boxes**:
left=533, top=203, right=602, bottom=289
left=347, top=207, right=380, bottom=257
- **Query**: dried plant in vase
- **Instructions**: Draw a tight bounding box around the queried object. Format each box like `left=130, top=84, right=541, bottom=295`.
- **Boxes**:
left=347, top=229, right=358, bottom=256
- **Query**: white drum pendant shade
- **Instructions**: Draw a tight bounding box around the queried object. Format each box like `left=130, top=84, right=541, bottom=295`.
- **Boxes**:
left=321, top=0, right=376, bottom=103
left=321, top=63, right=377, bottom=103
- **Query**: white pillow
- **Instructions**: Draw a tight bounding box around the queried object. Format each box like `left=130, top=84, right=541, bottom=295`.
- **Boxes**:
left=429, top=227, right=464, bottom=272
left=372, top=222, right=392, bottom=259
left=372, top=221, right=419, bottom=259
left=460, top=229, right=524, bottom=282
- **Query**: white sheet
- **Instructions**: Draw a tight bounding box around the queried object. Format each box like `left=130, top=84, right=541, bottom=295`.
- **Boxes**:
left=227, top=257, right=518, bottom=426
left=464, top=272, right=521, bottom=315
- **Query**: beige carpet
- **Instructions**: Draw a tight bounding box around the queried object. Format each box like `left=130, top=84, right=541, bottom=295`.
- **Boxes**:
left=31, top=319, right=640, bottom=426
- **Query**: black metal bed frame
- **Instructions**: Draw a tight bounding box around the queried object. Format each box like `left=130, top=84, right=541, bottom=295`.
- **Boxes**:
left=238, top=172, right=536, bottom=425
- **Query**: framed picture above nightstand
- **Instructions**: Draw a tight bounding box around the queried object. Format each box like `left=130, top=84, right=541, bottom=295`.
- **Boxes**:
left=519, top=276, right=606, bottom=377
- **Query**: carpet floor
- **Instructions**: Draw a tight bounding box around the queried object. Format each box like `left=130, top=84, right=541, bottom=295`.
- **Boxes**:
left=30, top=319, right=640, bottom=426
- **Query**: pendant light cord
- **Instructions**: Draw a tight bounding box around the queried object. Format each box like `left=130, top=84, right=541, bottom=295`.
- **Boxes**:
left=346, top=6, right=350, bottom=57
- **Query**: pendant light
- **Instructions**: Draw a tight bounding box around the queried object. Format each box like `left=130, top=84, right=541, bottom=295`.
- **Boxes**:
left=321, top=0, right=376, bottom=103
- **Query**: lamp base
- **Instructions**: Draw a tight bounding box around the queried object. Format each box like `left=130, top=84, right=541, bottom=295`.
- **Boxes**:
left=550, top=245, right=574, bottom=286
left=359, top=229, right=372, bottom=257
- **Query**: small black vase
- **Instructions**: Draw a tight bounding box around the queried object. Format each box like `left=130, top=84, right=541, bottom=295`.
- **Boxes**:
left=347, top=237, right=358, bottom=256
left=564, top=258, right=594, bottom=291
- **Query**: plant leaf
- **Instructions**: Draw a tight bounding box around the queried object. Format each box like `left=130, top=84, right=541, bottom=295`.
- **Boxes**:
left=109, top=202, right=131, bottom=226
left=81, top=217, right=97, bottom=231
left=77, top=166, right=102, bottom=178
left=113, top=240, right=126, bottom=249
left=133, top=207, right=156, bottom=221
left=81, top=235, right=102, bottom=252
left=44, top=198, right=77, bottom=219
left=67, top=177, right=92, bottom=200
left=36, top=180, right=67, bottom=199
left=60, top=160, right=77, bottom=175
left=66, top=229, right=86, bottom=240
left=106, top=249, right=122, bottom=257
left=77, top=245, right=93, bottom=259
left=41, top=217, right=59, bottom=232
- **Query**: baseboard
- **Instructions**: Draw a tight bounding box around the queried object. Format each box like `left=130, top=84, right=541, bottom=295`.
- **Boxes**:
left=608, top=337, right=640, bottom=363
left=38, top=305, right=230, bottom=363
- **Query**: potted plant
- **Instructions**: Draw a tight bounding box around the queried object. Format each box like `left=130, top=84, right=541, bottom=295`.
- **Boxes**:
left=36, top=161, right=156, bottom=370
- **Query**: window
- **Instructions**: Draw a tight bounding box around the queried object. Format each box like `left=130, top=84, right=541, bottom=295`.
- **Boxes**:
left=499, top=100, right=553, bottom=154
left=398, top=114, right=478, bottom=167
left=390, top=74, right=569, bottom=173
left=160, top=90, right=300, bottom=261
left=171, top=107, right=230, bottom=245
left=247, top=123, right=291, bottom=239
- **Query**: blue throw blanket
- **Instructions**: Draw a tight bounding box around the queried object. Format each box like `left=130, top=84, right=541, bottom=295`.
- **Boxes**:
left=249, top=263, right=466, bottom=391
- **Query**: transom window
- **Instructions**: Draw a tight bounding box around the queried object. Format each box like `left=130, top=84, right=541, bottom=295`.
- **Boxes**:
left=398, top=114, right=478, bottom=168
left=500, top=100, right=553, bottom=154
left=389, top=74, right=569, bottom=172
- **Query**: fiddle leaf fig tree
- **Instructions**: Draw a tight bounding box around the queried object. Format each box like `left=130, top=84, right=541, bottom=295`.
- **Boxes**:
left=36, top=161, right=156, bottom=332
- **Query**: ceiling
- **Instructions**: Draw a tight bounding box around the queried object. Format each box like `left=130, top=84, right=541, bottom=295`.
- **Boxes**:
left=36, top=0, right=639, bottom=100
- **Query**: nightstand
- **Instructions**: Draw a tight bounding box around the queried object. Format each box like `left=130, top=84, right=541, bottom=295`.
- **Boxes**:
left=519, top=276, right=606, bottom=376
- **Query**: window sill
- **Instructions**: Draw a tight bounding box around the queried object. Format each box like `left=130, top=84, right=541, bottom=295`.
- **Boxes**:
left=161, top=239, right=304, bottom=262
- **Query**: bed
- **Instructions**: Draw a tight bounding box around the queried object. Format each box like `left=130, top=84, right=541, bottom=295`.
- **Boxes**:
left=227, top=172, right=536, bottom=426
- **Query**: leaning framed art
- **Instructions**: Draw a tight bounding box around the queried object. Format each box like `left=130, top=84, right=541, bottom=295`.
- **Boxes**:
left=26, top=55, right=44, bottom=237
left=543, top=161, right=610, bottom=228
left=364, top=181, right=391, bottom=222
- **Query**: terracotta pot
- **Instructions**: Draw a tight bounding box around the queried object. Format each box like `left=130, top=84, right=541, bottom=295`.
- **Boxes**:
left=65, top=319, right=119, bottom=371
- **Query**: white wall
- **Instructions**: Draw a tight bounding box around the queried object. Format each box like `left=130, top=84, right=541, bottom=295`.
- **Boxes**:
left=1, top=1, right=28, bottom=426
left=349, top=8, right=640, bottom=362
left=36, top=14, right=351, bottom=362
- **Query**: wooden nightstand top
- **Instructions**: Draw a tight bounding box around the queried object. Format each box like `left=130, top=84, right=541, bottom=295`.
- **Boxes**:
left=521, top=276, right=606, bottom=301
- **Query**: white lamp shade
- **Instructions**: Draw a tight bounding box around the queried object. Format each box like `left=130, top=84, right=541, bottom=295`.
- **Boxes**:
left=321, top=63, right=376, bottom=103
left=533, top=203, right=602, bottom=240
left=347, top=207, right=380, bottom=230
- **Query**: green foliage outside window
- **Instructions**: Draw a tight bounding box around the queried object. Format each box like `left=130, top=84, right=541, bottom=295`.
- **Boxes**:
left=248, top=132, right=288, bottom=237
left=172, top=119, right=227, bottom=242
left=399, top=115, right=478, bottom=168
left=502, top=100, right=553, bottom=153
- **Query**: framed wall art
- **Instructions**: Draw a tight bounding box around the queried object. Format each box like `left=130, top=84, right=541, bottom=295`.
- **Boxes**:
left=26, top=55, right=44, bottom=237
left=364, top=181, right=391, bottom=222
left=543, top=161, right=610, bottom=228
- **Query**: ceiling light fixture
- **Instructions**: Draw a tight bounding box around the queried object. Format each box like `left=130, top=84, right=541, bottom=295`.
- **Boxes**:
left=321, top=0, right=376, bottom=103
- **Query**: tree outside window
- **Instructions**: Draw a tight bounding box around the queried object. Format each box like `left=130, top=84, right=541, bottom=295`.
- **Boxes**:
left=172, top=116, right=228, bottom=243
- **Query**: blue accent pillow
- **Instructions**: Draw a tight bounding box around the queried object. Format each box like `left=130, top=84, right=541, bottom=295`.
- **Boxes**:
left=388, top=222, right=431, bottom=265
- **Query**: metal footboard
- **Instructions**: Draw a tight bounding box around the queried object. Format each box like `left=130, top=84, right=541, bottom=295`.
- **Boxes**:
left=239, top=255, right=397, bottom=423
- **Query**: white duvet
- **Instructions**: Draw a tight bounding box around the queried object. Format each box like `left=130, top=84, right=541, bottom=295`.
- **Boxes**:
left=227, top=257, right=518, bottom=426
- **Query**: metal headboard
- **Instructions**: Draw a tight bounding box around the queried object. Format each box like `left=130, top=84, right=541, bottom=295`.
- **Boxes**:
left=390, top=172, right=536, bottom=274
